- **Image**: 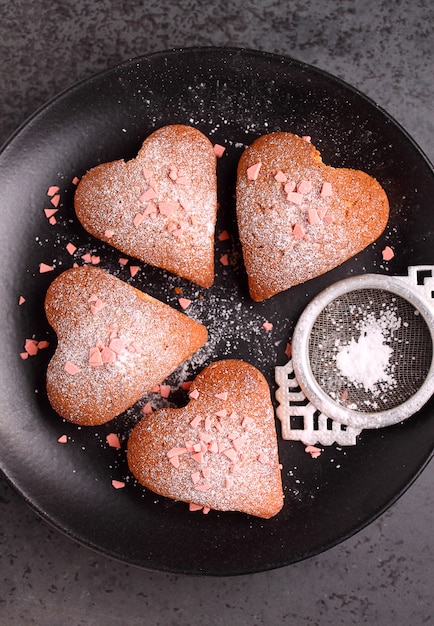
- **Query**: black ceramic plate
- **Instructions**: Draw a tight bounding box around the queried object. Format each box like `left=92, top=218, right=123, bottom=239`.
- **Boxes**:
left=1, top=48, right=433, bottom=576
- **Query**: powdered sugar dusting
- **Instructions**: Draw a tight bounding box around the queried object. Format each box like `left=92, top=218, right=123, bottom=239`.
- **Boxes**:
left=158, top=284, right=285, bottom=396
left=332, top=305, right=401, bottom=406
left=335, top=313, right=399, bottom=393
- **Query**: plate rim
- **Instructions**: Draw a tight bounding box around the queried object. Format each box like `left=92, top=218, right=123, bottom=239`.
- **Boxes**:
left=1, top=45, right=433, bottom=170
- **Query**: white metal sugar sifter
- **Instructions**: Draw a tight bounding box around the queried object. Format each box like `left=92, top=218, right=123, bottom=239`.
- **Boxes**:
left=287, top=266, right=434, bottom=432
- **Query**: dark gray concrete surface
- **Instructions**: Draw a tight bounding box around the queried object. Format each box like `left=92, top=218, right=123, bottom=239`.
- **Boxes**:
left=1, top=1, right=433, bottom=624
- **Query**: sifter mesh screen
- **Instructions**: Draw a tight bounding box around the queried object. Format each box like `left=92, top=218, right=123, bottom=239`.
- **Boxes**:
left=308, top=288, right=433, bottom=413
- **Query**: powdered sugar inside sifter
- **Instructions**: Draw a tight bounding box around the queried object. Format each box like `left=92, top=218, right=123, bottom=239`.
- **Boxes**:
left=291, top=266, right=434, bottom=430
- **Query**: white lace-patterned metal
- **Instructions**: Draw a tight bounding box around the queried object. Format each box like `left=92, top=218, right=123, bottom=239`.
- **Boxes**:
left=275, top=358, right=362, bottom=445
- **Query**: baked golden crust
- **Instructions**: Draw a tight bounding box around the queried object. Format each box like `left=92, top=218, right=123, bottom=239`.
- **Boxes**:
left=236, top=132, right=390, bottom=301
left=74, top=125, right=217, bottom=288
left=44, top=266, right=208, bottom=426
left=127, top=359, right=284, bottom=519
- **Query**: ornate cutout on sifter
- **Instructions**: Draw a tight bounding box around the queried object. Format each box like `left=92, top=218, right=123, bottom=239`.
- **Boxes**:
left=275, top=358, right=361, bottom=445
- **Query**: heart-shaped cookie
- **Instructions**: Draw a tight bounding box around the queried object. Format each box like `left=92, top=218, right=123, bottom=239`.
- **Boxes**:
left=45, top=266, right=208, bottom=426
left=127, top=360, right=284, bottom=519
left=236, top=132, right=390, bottom=301
left=74, top=125, right=217, bottom=288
